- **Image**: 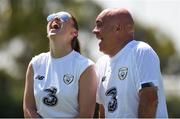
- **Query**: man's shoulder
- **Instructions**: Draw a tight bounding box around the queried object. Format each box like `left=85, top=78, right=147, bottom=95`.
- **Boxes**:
left=136, top=41, right=152, bottom=50
left=133, top=40, right=159, bottom=61
left=121, top=40, right=152, bottom=54
left=96, top=55, right=109, bottom=63
left=130, top=40, right=154, bottom=54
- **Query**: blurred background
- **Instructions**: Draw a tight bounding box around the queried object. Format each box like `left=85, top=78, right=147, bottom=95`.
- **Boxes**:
left=0, top=0, right=180, bottom=117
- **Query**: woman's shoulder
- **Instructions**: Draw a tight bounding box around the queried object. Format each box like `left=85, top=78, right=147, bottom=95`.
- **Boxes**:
left=31, top=52, right=49, bottom=64
left=72, top=51, right=94, bottom=65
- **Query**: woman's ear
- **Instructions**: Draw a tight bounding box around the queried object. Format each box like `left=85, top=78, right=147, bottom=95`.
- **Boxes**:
left=73, top=30, right=78, bottom=37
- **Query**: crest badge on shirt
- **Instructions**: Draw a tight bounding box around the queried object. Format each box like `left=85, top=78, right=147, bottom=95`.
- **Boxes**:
left=118, top=67, right=128, bottom=80
left=63, top=74, right=74, bottom=85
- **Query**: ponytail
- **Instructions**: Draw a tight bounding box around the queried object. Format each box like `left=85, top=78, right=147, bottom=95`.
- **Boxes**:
left=71, top=15, right=81, bottom=54
left=71, top=37, right=80, bottom=53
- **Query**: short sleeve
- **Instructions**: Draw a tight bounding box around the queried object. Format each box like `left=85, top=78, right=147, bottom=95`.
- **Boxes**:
left=134, top=45, right=161, bottom=91
left=95, top=56, right=109, bottom=104
left=96, top=88, right=102, bottom=104
left=95, top=60, right=102, bottom=104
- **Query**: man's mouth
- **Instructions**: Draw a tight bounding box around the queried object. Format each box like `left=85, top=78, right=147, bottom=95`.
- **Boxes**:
left=98, top=37, right=103, bottom=41
left=95, top=34, right=103, bottom=40
left=98, top=38, right=103, bottom=46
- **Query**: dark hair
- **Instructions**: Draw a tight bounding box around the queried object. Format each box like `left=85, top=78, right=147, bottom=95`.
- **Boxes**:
left=71, top=15, right=80, bottom=53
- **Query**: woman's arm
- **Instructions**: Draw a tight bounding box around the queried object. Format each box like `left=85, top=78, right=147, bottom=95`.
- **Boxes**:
left=77, top=65, right=98, bottom=118
left=23, top=63, right=41, bottom=118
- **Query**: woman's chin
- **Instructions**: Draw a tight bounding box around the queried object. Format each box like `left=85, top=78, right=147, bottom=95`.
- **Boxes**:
left=47, top=29, right=60, bottom=38
left=50, top=29, right=60, bottom=34
left=48, top=32, right=56, bottom=36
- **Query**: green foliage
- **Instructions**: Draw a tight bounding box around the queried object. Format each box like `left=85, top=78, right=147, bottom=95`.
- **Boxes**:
left=167, top=96, right=180, bottom=118
left=0, top=71, right=23, bottom=117
left=135, top=22, right=176, bottom=73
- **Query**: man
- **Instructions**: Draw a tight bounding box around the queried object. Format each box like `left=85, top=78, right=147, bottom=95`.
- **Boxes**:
left=93, top=8, right=168, bottom=118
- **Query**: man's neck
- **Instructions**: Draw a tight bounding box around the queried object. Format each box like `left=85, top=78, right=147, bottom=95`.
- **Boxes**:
left=109, top=39, right=133, bottom=57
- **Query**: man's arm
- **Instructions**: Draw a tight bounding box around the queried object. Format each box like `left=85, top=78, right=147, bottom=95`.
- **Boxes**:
left=99, top=104, right=105, bottom=118
left=138, top=86, right=158, bottom=118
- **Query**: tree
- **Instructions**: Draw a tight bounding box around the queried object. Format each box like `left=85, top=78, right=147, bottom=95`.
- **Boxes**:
left=135, top=22, right=176, bottom=73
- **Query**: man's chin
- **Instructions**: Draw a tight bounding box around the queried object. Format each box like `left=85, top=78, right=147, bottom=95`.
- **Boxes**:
left=99, top=47, right=105, bottom=54
left=99, top=47, right=108, bottom=55
left=99, top=43, right=105, bottom=52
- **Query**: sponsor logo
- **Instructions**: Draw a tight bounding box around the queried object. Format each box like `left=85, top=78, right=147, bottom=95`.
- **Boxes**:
left=35, top=75, right=45, bottom=80
left=43, top=87, right=58, bottom=106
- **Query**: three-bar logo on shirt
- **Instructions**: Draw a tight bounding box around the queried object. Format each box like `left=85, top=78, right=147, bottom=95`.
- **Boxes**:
left=63, top=74, right=74, bottom=85
left=118, top=67, right=128, bottom=80
left=35, top=75, right=45, bottom=80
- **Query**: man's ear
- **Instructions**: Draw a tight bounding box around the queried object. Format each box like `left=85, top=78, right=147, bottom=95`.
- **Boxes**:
left=125, top=24, right=134, bottom=34
left=115, top=25, right=123, bottom=32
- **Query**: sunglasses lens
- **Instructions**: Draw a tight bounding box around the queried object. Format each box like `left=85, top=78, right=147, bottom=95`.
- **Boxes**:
left=47, top=13, right=56, bottom=22
left=56, top=12, right=71, bottom=22
left=47, top=12, right=71, bottom=22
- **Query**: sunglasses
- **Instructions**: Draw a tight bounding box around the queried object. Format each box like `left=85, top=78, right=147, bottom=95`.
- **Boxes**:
left=47, top=11, right=72, bottom=23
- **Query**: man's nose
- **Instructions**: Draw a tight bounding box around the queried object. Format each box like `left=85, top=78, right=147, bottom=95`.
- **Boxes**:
left=92, top=27, right=99, bottom=34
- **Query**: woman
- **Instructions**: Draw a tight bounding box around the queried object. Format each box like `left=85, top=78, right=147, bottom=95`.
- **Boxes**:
left=23, top=11, right=97, bottom=118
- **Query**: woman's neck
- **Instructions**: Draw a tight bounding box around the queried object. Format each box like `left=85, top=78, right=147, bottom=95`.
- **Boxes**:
left=50, top=40, right=72, bottom=58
